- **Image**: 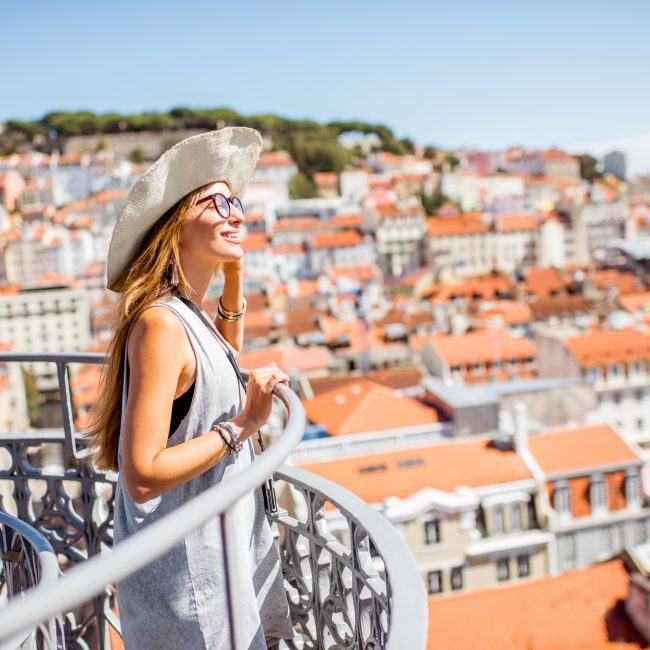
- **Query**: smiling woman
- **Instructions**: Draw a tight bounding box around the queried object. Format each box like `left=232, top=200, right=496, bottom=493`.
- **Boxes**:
left=85, top=127, right=293, bottom=649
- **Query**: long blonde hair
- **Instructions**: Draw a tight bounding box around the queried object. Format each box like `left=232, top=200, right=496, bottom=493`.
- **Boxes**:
left=86, top=185, right=211, bottom=471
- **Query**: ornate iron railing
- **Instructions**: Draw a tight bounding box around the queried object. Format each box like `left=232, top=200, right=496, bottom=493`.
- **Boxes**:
left=0, top=510, right=64, bottom=649
left=0, top=352, right=427, bottom=649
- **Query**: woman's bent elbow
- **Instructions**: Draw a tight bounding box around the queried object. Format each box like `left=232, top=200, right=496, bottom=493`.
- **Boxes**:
left=124, top=474, right=160, bottom=504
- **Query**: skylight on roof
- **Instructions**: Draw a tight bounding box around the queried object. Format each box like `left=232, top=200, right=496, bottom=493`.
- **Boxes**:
left=397, top=458, right=423, bottom=468
left=359, top=464, right=387, bottom=473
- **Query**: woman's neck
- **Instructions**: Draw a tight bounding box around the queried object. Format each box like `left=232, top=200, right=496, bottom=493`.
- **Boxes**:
left=177, top=252, right=216, bottom=309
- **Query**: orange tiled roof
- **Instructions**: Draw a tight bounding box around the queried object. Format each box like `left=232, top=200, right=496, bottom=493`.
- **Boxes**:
left=303, top=378, right=438, bottom=438
left=424, top=329, right=537, bottom=366
left=242, top=232, right=268, bottom=252
left=473, top=300, right=532, bottom=325
left=427, top=560, right=642, bottom=650
left=256, top=151, right=295, bottom=168
left=529, top=423, right=641, bottom=476
left=237, top=345, right=333, bottom=373
left=427, top=212, right=490, bottom=236
left=566, top=328, right=650, bottom=367
left=275, top=216, right=322, bottom=231
left=328, top=214, right=363, bottom=229
left=300, top=434, right=531, bottom=502
left=619, top=292, right=650, bottom=313
left=313, top=172, right=338, bottom=187
left=312, top=230, right=363, bottom=249
left=497, top=214, right=538, bottom=232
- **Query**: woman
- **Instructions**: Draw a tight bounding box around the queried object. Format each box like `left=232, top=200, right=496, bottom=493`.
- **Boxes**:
left=87, top=127, right=292, bottom=649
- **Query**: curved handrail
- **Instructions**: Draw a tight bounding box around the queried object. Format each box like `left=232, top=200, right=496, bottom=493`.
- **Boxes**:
left=0, top=381, right=306, bottom=645
left=0, top=511, right=61, bottom=650
left=273, top=465, right=428, bottom=650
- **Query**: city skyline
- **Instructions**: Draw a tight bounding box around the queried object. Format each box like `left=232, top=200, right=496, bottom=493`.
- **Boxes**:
left=5, top=0, right=650, bottom=174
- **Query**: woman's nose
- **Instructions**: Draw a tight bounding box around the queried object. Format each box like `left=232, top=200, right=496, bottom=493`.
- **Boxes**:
left=229, top=203, right=245, bottom=224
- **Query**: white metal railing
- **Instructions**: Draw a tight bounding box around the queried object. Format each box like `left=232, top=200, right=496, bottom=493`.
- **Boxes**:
left=0, top=352, right=428, bottom=649
left=0, top=510, right=63, bottom=649
left=292, top=421, right=453, bottom=463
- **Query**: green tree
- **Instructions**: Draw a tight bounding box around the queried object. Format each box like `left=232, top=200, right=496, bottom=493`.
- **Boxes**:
left=289, top=172, right=317, bottom=199
left=128, top=147, right=145, bottom=163
left=21, top=367, right=42, bottom=425
left=577, top=154, right=602, bottom=182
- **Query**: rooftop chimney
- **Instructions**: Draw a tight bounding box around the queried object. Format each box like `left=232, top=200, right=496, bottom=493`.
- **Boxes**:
left=514, top=401, right=529, bottom=455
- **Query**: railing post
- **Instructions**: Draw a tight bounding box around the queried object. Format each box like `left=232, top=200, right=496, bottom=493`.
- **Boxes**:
left=220, top=506, right=247, bottom=650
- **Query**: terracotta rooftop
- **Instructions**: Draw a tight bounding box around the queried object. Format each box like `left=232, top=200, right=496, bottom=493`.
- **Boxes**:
left=618, top=292, right=650, bottom=313
left=237, top=345, right=333, bottom=374
left=424, top=329, right=537, bottom=366
left=308, top=367, right=424, bottom=396
left=299, top=435, right=531, bottom=503
left=241, top=232, right=268, bottom=252
left=427, top=560, right=642, bottom=650
left=527, top=294, right=592, bottom=319
left=311, top=230, right=363, bottom=249
left=427, top=212, right=490, bottom=236
left=528, top=423, right=641, bottom=476
left=303, top=378, right=438, bottom=437
left=473, top=300, right=533, bottom=325
left=566, top=328, right=650, bottom=367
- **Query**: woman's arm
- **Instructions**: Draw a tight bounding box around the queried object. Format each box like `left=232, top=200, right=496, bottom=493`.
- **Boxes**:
left=120, top=307, right=287, bottom=504
left=216, top=261, right=244, bottom=354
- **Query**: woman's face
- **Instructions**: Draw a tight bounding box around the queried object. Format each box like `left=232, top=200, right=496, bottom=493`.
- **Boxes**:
left=179, top=181, right=245, bottom=265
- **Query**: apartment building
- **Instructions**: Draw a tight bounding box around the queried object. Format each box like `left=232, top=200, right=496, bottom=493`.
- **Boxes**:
left=537, top=327, right=650, bottom=446
left=300, top=429, right=550, bottom=596
left=0, top=284, right=91, bottom=389
left=419, top=328, right=537, bottom=385
left=530, top=423, right=650, bottom=572
left=363, top=201, right=426, bottom=278
left=426, top=213, right=538, bottom=277
left=440, top=172, right=525, bottom=213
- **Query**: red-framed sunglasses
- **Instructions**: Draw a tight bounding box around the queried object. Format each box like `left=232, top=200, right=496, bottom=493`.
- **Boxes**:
left=196, top=192, right=244, bottom=220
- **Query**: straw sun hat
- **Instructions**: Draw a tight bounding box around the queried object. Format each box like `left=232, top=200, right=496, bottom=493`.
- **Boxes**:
left=106, top=126, right=263, bottom=291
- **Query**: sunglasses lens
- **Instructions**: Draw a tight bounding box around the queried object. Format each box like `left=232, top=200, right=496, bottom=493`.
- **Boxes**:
left=214, top=194, right=230, bottom=219
left=232, top=197, right=244, bottom=215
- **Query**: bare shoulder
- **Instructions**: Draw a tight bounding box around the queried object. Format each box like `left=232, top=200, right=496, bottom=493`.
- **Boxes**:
left=127, top=305, right=193, bottom=374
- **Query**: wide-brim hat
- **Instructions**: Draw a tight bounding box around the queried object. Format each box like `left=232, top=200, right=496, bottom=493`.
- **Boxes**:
left=106, top=126, right=263, bottom=291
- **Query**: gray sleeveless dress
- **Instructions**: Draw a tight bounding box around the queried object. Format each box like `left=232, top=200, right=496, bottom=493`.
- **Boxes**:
left=113, top=296, right=292, bottom=649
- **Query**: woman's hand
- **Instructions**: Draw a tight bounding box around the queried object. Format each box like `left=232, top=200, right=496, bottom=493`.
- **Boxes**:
left=235, top=363, right=289, bottom=438
left=221, top=258, right=243, bottom=278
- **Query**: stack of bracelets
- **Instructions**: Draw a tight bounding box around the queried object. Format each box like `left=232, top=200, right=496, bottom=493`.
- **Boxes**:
left=211, top=421, right=244, bottom=456
left=217, top=297, right=247, bottom=321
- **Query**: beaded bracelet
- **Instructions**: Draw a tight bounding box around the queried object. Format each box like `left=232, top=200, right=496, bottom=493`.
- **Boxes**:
left=217, top=296, right=247, bottom=321
left=211, top=422, right=242, bottom=456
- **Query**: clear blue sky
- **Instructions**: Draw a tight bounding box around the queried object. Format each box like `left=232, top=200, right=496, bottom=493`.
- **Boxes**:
left=4, top=0, right=650, bottom=153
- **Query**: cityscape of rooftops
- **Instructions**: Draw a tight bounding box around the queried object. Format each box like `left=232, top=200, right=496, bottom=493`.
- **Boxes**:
left=2, top=1, right=650, bottom=648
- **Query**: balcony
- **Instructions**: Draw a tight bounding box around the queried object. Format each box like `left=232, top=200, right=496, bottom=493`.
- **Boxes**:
left=0, top=352, right=427, bottom=649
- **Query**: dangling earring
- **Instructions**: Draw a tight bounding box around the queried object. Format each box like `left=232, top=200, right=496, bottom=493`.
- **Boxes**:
left=168, top=259, right=179, bottom=287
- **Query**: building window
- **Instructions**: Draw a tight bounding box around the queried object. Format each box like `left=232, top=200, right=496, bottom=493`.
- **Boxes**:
left=517, top=554, right=530, bottom=578
left=424, top=519, right=441, bottom=545
left=637, top=390, right=645, bottom=402
left=638, top=418, right=646, bottom=431
left=559, top=534, right=577, bottom=570
left=635, top=522, right=647, bottom=545
left=451, top=567, right=463, bottom=591
left=511, top=505, right=522, bottom=532
left=497, top=558, right=510, bottom=582
left=554, top=484, right=572, bottom=517
left=613, top=392, right=622, bottom=405
left=493, top=507, right=504, bottom=535
left=626, top=472, right=641, bottom=507
left=427, top=570, right=442, bottom=595
left=590, top=476, right=608, bottom=514
left=598, top=527, right=613, bottom=557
